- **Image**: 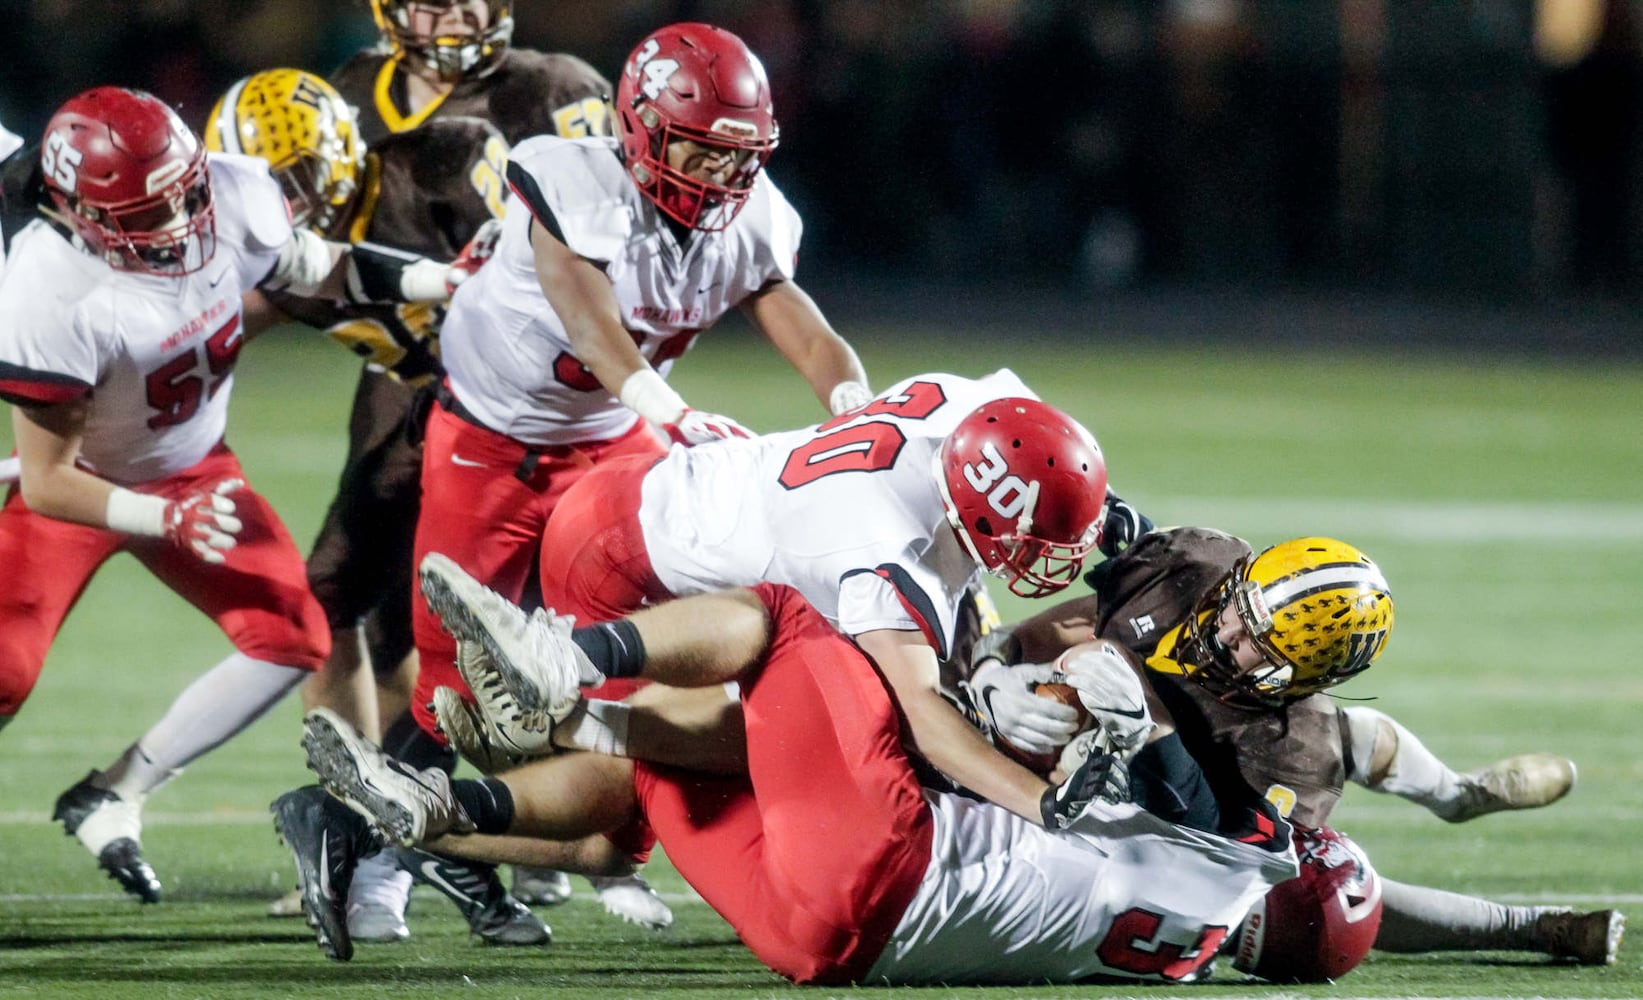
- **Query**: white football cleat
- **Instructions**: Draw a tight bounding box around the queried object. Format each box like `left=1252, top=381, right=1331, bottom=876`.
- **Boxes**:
left=419, top=553, right=594, bottom=744
left=1436, top=753, right=1577, bottom=823
left=346, top=849, right=412, bottom=943
left=301, top=707, right=475, bottom=847
left=513, top=866, right=574, bottom=907
left=588, top=872, right=674, bottom=930
left=432, top=682, right=536, bottom=774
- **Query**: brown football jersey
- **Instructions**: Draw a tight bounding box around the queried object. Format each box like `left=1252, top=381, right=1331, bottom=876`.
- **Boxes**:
left=1, top=141, right=43, bottom=254
left=269, top=116, right=505, bottom=384
left=1087, top=527, right=1351, bottom=828
left=332, top=47, right=612, bottom=147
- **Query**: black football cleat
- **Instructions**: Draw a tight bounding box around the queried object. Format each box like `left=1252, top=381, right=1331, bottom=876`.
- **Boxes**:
left=53, top=772, right=162, bottom=904
left=271, top=786, right=381, bottom=962
left=399, top=846, right=551, bottom=946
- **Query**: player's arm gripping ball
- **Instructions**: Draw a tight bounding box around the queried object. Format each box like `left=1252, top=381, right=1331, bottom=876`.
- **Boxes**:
left=1057, top=640, right=1153, bottom=758
left=968, top=660, right=1087, bottom=772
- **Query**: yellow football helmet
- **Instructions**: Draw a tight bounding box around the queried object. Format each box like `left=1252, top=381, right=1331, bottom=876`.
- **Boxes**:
left=371, top=0, right=514, bottom=81
left=205, top=69, right=362, bottom=233
left=1183, top=537, right=1393, bottom=705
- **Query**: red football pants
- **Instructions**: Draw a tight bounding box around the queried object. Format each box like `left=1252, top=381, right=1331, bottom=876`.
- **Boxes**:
left=536, top=453, right=669, bottom=624
left=633, top=583, right=933, bottom=985
left=409, top=404, right=665, bottom=739
left=0, top=446, right=329, bottom=718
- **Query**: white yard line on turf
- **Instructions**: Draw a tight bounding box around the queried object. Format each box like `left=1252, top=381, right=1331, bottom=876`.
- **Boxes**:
left=1154, top=496, right=1643, bottom=543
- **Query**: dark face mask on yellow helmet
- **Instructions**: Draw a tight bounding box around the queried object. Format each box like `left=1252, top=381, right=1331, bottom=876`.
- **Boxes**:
left=1181, top=537, right=1394, bottom=708
left=372, top=0, right=515, bottom=82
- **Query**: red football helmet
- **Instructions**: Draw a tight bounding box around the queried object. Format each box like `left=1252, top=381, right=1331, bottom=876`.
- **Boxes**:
left=1232, top=825, right=1383, bottom=983
left=936, top=398, right=1108, bottom=598
left=615, top=22, right=779, bottom=232
left=40, top=87, right=216, bottom=276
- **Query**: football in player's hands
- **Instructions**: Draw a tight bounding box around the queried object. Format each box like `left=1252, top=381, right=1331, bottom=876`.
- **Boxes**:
left=985, top=669, right=1097, bottom=775
left=1058, top=640, right=1153, bottom=757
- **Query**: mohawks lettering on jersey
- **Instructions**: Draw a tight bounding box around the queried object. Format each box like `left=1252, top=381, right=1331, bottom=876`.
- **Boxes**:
left=161, top=299, right=232, bottom=354
left=631, top=304, right=704, bottom=325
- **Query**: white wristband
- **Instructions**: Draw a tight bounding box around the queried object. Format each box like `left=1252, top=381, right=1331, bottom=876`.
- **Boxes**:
left=828, top=380, right=873, bottom=415
left=105, top=487, right=170, bottom=537
left=618, top=368, right=688, bottom=425
left=398, top=257, right=452, bottom=302
left=268, top=229, right=334, bottom=298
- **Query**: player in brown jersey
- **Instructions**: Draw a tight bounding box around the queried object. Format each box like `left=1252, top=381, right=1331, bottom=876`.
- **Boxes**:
left=333, top=0, right=609, bottom=147
left=205, top=68, right=561, bottom=947
left=327, top=0, right=672, bottom=928
left=970, top=527, right=1622, bottom=968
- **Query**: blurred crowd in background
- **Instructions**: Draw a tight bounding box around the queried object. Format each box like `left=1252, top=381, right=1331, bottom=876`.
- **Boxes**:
left=2, top=0, right=1641, bottom=304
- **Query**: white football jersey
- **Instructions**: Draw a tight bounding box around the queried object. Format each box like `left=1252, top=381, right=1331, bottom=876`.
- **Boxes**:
left=639, top=370, right=1035, bottom=657
left=0, top=154, right=289, bottom=484
left=439, top=134, right=801, bottom=446
left=866, top=792, right=1298, bottom=985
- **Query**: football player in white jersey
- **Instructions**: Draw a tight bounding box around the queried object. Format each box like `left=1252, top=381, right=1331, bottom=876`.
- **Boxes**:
left=286, top=580, right=1299, bottom=979
left=0, top=87, right=450, bottom=904
left=402, top=23, right=869, bottom=771
left=469, top=371, right=1108, bottom=837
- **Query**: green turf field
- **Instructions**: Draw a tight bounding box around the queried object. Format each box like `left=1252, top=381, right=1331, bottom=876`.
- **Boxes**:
left=1, top=326, right=1639, bottom=998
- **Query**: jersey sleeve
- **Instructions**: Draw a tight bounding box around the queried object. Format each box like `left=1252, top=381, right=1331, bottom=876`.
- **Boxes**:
left=837, top=562, right=957, bottom=659
left=0, top=240, right=104, bottom=405
left=206, top=153, right=295, bottom=289
left=504, top=137, right=628, bottom=265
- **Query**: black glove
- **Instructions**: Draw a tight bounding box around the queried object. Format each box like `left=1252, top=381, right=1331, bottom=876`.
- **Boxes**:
left=1040, top=736, right=1131, bottom=830
left=1098, top=488, right=1154, bottom=559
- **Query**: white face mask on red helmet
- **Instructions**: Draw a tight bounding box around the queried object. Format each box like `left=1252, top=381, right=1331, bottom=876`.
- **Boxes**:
left=41, top=86, right=216, bottom=276
left=615, top=22, right=779, bottom=232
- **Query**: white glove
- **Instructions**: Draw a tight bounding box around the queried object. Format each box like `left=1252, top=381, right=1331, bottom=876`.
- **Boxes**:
left=163, top=478, right=244, bottom=565
left=969, top=660, right=1084, bottom=758
left=1057, top=640, right=1152, bottom=757
left=664, top=408, right=753, bottom=446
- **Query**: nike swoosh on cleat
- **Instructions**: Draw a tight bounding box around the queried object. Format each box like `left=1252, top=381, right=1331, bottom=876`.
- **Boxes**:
left=317, top=829, right=331, bottom=900
left=451, top=454, right=486, bottom=468
left=419, top=859, right=481, bottom=906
